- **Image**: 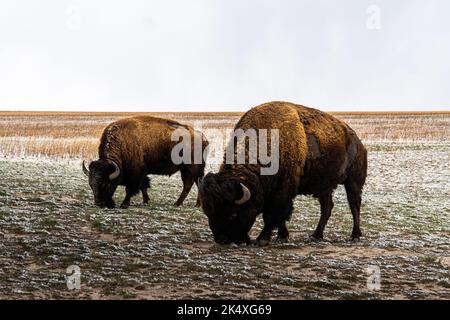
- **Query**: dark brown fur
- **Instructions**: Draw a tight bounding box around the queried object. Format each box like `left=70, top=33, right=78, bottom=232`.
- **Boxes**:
left=84, top=116, right=208, bottom=208
left=199, top=101, right=367, bottom=245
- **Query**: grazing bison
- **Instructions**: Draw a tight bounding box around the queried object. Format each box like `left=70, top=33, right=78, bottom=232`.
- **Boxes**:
left=83, top=116, right=208, bottom=209
left=199, top=101, right=367, bottom=245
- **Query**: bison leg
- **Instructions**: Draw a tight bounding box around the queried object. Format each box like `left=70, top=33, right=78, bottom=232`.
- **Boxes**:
left=344, top=180, right=363, bottom=241
left=257, top=199, right=293, bottom=246
left=194, top=179, right=201, bottom=207
left=140, top=176, right=150, bottom=204
left=120, top=191, right=132, bottom=209
left=255, top=216, right=274, bottom=247
left=121, top=185, right=139, bottom=209
left=141, top=188, right=150, bottom=204
left=191, top=167, right=205, bottom=207
left=310, top=191, right=334, bottom=241
left=276, top=221, right=290, bottom=243
left=174, top=169, right=194, bottom=206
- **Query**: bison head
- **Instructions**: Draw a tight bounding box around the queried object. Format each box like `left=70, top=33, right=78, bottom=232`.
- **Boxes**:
left=199, top=172, right=258, bottom=245
left=82, top=159, right=120, bottom=208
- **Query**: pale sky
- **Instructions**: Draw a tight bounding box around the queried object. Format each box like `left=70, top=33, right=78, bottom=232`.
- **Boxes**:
left=0, top=0, right=449, bottom=112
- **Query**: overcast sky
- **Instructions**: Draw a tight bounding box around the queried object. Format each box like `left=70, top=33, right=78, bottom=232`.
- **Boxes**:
left=0, top=0, right=449, bottom=112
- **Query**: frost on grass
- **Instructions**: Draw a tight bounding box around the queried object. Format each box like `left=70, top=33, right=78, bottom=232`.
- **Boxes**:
left=0, top=140, right=449, bottom=299
left=0, top=113, right=449, bottom=299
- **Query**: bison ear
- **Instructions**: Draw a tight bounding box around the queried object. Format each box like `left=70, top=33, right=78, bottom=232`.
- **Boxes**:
left=198, top=172, right=213, bottom=190
left=228, top=211, right=238, bottom=220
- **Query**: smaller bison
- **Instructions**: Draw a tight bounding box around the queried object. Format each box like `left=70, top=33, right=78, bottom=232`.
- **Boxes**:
left=83, top=116, right=208, bottom=209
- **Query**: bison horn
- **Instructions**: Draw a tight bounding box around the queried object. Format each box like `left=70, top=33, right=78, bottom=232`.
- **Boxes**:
left=82, top=160, right=90, bottom=177
left=109, top=161, right=120, bottom=180
left=235, top=183, right=251, bottom=205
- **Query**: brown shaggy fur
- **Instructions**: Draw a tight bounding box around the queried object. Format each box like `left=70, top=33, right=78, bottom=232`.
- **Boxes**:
left=199, top=101, right=367, bottom=245
left=84, top=116, right=208, bottom=208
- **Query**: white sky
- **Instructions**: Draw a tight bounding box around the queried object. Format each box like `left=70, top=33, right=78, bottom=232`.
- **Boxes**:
left=0, top=0, right=449, bottom=112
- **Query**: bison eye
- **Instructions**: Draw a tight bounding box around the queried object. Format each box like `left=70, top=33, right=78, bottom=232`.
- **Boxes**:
left=228, top=212, right=238, bottom=221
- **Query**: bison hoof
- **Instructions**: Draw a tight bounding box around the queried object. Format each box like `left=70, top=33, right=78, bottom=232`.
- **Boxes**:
left=253, top=239, right=270, bottom=247
left=350, top=236, right=361, bottom=242
left=174, top=201, right=183, bottom=207
left=275, top=237, right=289, bottom=244
left=120, top=203, right=130, bottom=209
left=309, top=234, right=323, bottom=242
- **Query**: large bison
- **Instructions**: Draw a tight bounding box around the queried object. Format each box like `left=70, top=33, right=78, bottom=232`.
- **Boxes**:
left=199, top=101, right=367, bottom=245
left=83, top=116, right=208, bottom=209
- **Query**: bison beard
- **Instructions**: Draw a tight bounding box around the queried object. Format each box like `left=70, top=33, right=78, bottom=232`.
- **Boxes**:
left=83, top=116, right=208, bottom=209
left=199, top=101, right=367, bottom=246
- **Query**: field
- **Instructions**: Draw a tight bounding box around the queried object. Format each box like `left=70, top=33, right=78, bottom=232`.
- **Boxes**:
left=0, top=111, right=449, bottom=299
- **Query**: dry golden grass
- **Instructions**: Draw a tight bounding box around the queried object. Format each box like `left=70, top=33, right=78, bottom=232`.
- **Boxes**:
left=0, top=111, right=245, bottom=118
left=0, top=111, right=449, bottom=158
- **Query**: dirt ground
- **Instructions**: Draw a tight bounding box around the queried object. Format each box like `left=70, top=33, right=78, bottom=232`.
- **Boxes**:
left=0, top=114, right=449, bottom=299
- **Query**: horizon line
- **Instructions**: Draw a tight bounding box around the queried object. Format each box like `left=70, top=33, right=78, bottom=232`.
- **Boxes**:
left=1, top=109, right=449, bottom=115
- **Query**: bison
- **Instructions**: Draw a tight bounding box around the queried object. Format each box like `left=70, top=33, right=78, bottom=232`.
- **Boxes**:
left=83, top=116, right=208, bottom=209
left=198, top=101, right=367, bottom=245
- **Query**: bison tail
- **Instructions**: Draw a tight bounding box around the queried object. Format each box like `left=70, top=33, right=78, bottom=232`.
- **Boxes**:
left=353, top=142, right=368, bottom=188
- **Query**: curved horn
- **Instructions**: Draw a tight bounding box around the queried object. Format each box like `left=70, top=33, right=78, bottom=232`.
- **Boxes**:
left=235, top=183, right=251, bottom=205
left=82, top=160, right=90, bottom=177
left=108, top=161, right=120, bottom=180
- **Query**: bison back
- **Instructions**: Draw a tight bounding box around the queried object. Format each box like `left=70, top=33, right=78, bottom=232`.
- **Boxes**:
left=229, top=102, right=308, bottom=200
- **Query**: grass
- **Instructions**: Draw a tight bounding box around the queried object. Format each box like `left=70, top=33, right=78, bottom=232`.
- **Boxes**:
left=90, top=219, right=104, bottom=231
left=0, top=112, right=449, bottom=299
left=118, top=290, right=137, bottom=299
left=39, top=218, right=58, bottom=229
